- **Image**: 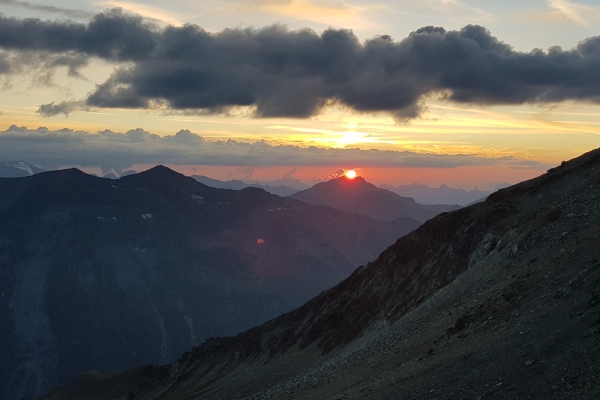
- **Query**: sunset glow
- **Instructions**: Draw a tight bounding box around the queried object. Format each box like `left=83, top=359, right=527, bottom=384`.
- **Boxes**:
left=345, top=170, right=357, bottom=179
left=0, top=1, right=599, bottom=189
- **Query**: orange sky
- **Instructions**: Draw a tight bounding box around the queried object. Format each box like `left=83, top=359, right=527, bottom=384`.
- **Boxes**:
left=111, top=163, right=548, bottom=190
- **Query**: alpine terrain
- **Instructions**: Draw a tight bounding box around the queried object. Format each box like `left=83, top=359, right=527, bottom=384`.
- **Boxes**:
left=45, top=148, right=600, bottom=400
left=0, top=166, right=420, bottom=400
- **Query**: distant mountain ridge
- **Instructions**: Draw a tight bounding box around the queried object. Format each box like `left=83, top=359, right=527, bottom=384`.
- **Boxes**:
left=379, top=182, right=509, bottom=205
left=0, top=161, right=44, bottom=177
left=291, top=175, right=460, bottom=223
left=191, top=175, right=299, bottom=197
left=0, top=166, right=419, bottom=400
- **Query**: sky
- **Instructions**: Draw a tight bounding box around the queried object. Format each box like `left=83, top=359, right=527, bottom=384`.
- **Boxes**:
left=0, top=0, right=600, bottom=189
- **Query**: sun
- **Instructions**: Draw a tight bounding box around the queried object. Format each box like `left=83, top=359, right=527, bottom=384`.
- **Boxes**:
left=345, top=169, right=357, bottom=179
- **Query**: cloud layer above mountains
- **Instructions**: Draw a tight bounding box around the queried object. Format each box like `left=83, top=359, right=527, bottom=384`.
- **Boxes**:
left=1, top=9, right=600, bottom=120
left=0, top=125, right=532, bottom=172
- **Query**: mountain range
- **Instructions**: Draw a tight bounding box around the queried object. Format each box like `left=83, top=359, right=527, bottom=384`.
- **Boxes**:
left=291, top=175, right=460, bottom=223
left=0, top=161, right=44, bottom=177
left=191, top=175, right=299, bottom=197
left=380, top=182, right=507, bottom=205
left=44, top=148, right=600, bottom=400
left=0, top=160, right=502, bottom=206
left=0, top=166, right=420, bottom=400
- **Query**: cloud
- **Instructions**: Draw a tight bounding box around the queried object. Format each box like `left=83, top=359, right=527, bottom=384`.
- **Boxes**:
left=0, top=9, right=159, bottom=61
left=0, top=0, right=94, bottom=19
left=93, top=1, right=183, bottom=26
left=2, top=11, right=600, bottom=120
left=546, top=0, right=598, bottom=26
left=37, top=100, right=86, bottom=117
left=0, top=50, right=89, bottom=88
left=0, top=124, right=536, bottom=172
left=526, top=1, right=600, bottom=26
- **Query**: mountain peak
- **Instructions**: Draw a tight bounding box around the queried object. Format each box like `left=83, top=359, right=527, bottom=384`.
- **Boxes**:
left=311, top=175, right=377, bottom=194
left=290, top=175, right=379, bottom=207
left=137, top=164, right=183, bottom=178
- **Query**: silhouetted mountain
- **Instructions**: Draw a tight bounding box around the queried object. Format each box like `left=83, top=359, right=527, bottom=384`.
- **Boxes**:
left=291, top=175, right=460, bottom=223
left=191, top=175, right=299, bottom=197
left=380, top=182, right=494, bottom=205
left=0, top=161, right=44, bottom=177
left=260, top=176, right=310, bottom=191
left=48, top=148, right=600, bottom=400
left=0, top=166, right=419, bottom=400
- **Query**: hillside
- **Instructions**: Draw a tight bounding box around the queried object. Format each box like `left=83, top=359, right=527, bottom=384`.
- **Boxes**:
left=46, top=148, right=600, bottom=400
left=0, top=166, right=419, bottom=400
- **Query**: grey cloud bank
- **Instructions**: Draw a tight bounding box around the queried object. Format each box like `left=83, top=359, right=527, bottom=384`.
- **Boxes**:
left=1, top=10, right=600, bottom=119
left=0, top=125, right=531, bottom=172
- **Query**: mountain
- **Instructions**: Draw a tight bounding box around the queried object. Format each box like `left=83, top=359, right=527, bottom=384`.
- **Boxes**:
left=46, top=148, right=600, bottom=400
left=191, top=175, right=299, bottom=197
left=0, top=161, right=44, bottom=177
left=291, top=175, right=460, bottom=223
left=0, top=166, right=419, bottom=400
left=380, top=182, right=494, bottom=206
left=256, top=176, right=310, bottom=191
left=102, top=170, right=137, bottom=179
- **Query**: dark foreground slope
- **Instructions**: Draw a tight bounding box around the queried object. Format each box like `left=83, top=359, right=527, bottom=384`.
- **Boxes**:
left=46, top=148, right=600, bottom=400
left=0, top=166, right=419, bottom=400
left=290, top=176, right=459, bottom=223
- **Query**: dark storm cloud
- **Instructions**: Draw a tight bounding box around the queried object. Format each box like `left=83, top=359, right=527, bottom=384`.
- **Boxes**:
left=2, top=10, right=600, bottom=118
left=0, top=125, right=527, bottom=172
left=0, top=0, right=94, bottom=19
left=0, top=9, right=159, bottom=61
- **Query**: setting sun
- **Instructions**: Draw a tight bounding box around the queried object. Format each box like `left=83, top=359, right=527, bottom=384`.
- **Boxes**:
left=345, top=170, right=357, bottom=179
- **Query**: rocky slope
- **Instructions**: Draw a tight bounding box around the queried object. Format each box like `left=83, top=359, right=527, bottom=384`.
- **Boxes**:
left=46, top=148, right=600, bottom=400
left=0, top=166, right=419, bottom=400
left=291, top=176, right=459, bottom=223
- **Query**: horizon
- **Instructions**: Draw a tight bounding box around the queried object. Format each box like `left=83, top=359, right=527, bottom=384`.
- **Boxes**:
left=1, top=1, right=600, bottom=190
left=2, top=158, right=511, bottom=192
